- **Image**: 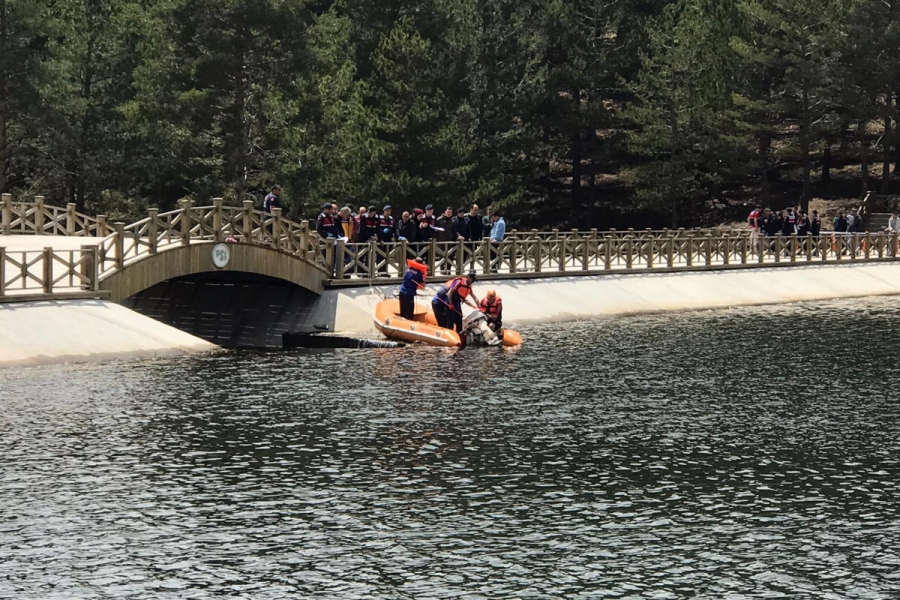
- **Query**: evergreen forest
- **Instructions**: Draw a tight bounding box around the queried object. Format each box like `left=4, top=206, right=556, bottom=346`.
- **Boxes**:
left=2, top=0, right=899, bottom=228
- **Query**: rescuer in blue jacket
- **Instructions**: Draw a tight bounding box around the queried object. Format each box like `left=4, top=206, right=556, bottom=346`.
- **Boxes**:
left=398, top=259, right=428, bottom=319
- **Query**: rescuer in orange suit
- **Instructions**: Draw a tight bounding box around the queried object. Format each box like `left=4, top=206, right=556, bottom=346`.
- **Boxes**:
left=479, top=288, right=503, bottom=331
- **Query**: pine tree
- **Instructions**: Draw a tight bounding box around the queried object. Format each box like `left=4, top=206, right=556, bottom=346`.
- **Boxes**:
left=734, top=0, right=845, bottom=212
left=627, top=0, right=742, bottom=226
left=0, top=0, right=50, bottom=194
left=128, top=0, right=311, bottom=207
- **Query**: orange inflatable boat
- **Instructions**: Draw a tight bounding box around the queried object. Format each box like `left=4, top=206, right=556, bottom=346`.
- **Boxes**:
left=373, top=299, right=523, bottom=348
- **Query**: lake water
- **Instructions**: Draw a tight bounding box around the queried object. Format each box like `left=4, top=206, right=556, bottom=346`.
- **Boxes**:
left=3, top=297, right=900, bottom=599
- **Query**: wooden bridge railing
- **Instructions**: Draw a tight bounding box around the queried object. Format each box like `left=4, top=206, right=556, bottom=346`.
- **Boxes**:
left=1, top=194, right=114, bottom=237
left=325, top=230, right=900, bottom=282
left=0, top=246, right=99, bottom=300
left=93, top=198, right=326, bottom=275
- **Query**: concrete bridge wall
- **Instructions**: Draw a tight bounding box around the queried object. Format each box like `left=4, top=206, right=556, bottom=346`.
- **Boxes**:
left=326, top=262, right=900, bottom=334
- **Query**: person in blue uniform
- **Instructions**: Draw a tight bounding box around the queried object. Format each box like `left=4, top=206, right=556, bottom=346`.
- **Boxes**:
left=432, top=271, right=478, bottom=332
left=398, top=258, right=428, bottom=319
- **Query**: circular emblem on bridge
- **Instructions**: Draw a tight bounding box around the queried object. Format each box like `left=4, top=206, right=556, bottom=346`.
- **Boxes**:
left=212, top=243, right=231, bottom=269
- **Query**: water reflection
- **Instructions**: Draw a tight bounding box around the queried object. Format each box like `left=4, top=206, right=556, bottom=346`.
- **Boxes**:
left=3, top=297, right=900, bottom=598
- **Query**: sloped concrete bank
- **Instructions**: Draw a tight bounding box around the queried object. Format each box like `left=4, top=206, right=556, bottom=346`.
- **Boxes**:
left=326, top=262, right=900, bottom=334
left=0, top=299, right=216, bottom=367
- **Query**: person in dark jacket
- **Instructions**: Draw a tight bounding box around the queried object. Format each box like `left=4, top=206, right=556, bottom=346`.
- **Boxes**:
left=397, top=210, right=418, bottom=260
left=810, top=210, right=821, bottom=236
left=316, top=203, right=341, bottom=239
left=435, top=207, right=457, bottom=243
left=848, top=209, right=864, bottom=233
left=833, top=213, right=848, bottom=233
left=376, top=205, right=396, bottom=275
left=418, top=205, right=436, bottom=244
left=357, top=207, right=379, bottom=244
left=397, top=211, right=417, bottom=242
left=453, top=208, right=469, bottom=242
left=467, top=205, right=482, bottom=241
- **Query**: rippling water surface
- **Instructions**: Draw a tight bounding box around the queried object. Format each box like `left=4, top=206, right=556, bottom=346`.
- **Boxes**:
left=4, top=297, right=900, bottom=599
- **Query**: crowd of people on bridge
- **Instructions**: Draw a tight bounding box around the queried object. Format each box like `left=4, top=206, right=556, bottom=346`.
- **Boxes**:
left=312, top=202, right=506, bottom=246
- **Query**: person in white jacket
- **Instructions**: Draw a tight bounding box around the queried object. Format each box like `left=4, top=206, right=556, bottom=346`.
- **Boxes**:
left=888, top=212, right=900, bottom=256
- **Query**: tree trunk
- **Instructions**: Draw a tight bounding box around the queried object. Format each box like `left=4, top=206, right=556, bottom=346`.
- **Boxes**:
left=859, top=120, right=869, bottom=197
left=570, top=87, right=582, bottom=211
left=800, top=88, right=811, bottom=214
left=882, top=114, right=892, bottom=194
left=821, top=144, right=831, bottom=184
left=759, top=134, right=770, bottom=204
left=0, top=0, right=7, bottom=194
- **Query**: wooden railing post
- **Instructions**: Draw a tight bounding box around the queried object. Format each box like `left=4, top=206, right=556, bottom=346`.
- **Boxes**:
left=272, top=207, right=282, bottom=250
left=325, top=238, right=335, bottom=276
left=42, top=247, right=53, bottom=293
left=114, top=222, right=125, bottom=268
left=722, top=234, right=730, bottom=266
left=66, top=203, right=77, bottom=235
left=428, top=239, right=437, bottom=275
left=400, top=239, right=408, bottom=272
left=0, top=194, right=12, bottom=235
left=1, top=194, right=11, bottom=235
left=531, top=230, right=541, bottom=273
left=850, top=233, right=858, bottom=261
left=299, top=221, right=310, bottom=261
left=666, top=236, right=674, bottom=268
left=335, top=239, right=346, bottom=279
left=35, top=196, right=45, bottom=235
left=81, top=245, right=99, bottom=291
left=97, top=215, right=108, bottom=237
left=180, top=199, right=192, bottom=245
left=864, top=232, right=872, bottom=259
left=213, top=197, right=224, bottom=242
left=456, top=239, right=466, bottom=274
left=604, top=236, right=612, bottom=270
left=0, top=247, right=5, bottom=297
left=481, top=239, right=491, bottom=275
left=148, top=208, right=159, bottom=254
left=242, top=200, right=253, bottom=242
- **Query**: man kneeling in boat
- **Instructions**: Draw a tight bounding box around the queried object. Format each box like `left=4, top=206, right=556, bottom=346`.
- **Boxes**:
left=398, top=258, right=428, bottom=319
left=479, top=288, right=503, bottom=332
left=432, top=271, right=479, bottom=333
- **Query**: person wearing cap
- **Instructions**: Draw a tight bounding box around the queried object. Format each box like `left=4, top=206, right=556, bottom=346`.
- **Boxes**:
left=432, top=270, right=479, bottom=332
left=358, top=205, right=379, bottom=244
left=316, top=203, right=341, bottom=239
left=479, top=288, right=503, bottom=332
left=398, top=258, right=428, bottom=319
left=418, top=204, right=436, bottom=244
left=316, top=203, right=342, bottom=275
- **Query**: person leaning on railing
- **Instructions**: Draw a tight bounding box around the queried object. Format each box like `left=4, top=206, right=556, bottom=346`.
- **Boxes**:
left=489, top=210, right=506, bottom=273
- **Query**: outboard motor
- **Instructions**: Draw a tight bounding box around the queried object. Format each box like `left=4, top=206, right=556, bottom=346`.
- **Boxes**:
left=462, top=311, right=501, bottom=346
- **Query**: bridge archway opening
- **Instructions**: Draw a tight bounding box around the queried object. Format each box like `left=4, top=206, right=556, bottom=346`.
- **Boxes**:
left=122, top=271, right=323, bottom=348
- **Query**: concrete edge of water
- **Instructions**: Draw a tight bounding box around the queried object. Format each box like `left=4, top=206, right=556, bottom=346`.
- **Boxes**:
left=6, top=262, right=900, bottom=367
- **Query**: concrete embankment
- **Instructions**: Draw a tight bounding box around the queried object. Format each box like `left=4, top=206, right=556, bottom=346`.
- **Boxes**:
left=0, top=299, right=216, bottom=367
left=327, top=262, right=900, bottom=333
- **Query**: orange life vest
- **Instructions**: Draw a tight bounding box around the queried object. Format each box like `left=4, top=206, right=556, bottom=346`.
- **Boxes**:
left=406, top=259, right=428, bottom=275
left=480, top=297, right=502, bottom=317
left=445, top=277, right=472, bottom=300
